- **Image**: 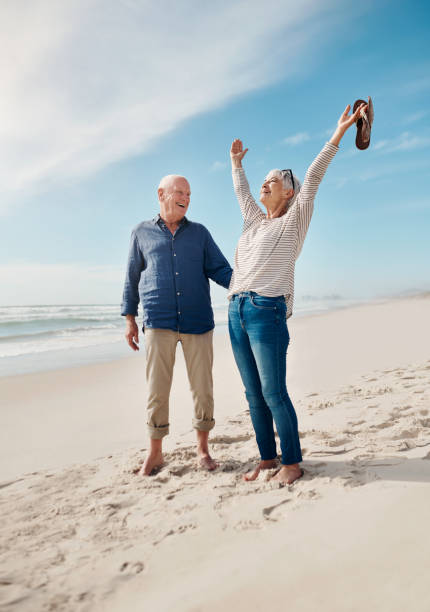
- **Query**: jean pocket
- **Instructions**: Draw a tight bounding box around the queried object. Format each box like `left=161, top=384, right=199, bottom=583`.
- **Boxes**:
left=250, top=295, right=278, bottom=310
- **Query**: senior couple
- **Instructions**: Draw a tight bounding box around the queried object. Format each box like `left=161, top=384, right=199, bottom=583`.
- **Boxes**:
left=121, top=103, right=366, bottom=485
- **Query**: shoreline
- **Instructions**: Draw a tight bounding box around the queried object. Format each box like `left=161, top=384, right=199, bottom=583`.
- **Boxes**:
left=1, top=291, right=428, bottom=379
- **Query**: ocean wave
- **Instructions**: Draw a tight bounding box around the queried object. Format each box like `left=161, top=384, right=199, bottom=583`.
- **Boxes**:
left=0, top=317, right=122, bottom=329
left=0, top=324, right=118, bottom=343
left=0, top=331, right=123, bottom=358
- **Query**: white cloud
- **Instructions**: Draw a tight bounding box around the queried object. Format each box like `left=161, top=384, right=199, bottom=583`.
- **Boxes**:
left=372, top=140, right=388, bottom=150
left=322, top=126, right=336, bottom=138
left=283, top=132, right=311, bottom=146
left=0, top=0, right=354, bottom=208
left=0, top=262, right=124, bottom=305
left=404, top=110, right=428, bottom=124
left=373, top=132, right=430, bottom=153
left=334, top=177, right=350, bottom=189
left=210, top=161, right=228, bottom=173
left=355, top=157, right=430, bottom=182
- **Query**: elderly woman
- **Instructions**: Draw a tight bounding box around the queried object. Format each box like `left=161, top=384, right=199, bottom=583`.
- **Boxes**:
left=228, top=103, right=366, bottom=485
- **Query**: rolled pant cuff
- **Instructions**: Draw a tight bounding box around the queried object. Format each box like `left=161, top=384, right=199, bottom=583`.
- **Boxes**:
left=192, top=418, right=215, bottom=432
left=147, top=423, right=170, bottom=440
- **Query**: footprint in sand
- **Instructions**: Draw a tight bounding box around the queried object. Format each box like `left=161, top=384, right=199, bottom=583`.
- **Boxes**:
left=309, top=400, right=334, bottom=410
left=262, top=499, right=290, bottom=521
left=120, top=561, right=144, bottom=575
left=392, top=429, right=419, bottom=440
left=309, top=448, right=350, bottom=456
left=210, top=434, right=252, bottom=444
left=369, top=421, right=392, bottom=431
left=234, top=519, right=264, bottom=531
left=327, top=438, right=352, bottom=447
left=0, top=584, right=33, bottom=607
left=221, top=460, right=243, bottom=472
left=168, top=465, right=191, bottom=477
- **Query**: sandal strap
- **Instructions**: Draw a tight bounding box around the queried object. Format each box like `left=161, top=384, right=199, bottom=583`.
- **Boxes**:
left=360, top=108, right=369, bottom=125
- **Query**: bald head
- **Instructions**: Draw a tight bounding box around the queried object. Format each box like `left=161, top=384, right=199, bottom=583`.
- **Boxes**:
left=157, top=174, right=191, bottom=226
left=158, top=174, right=188, bottom=191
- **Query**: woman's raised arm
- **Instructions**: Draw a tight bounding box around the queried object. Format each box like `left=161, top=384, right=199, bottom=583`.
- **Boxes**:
left=230, top=139, right=264, bottom=227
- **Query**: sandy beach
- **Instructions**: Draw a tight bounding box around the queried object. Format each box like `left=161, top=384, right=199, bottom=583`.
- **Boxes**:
left=1, top=294, right=429, bottom=611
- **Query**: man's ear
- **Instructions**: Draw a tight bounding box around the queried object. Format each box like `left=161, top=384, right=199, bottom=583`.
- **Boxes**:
left=157, top=187, right=163, bottom=201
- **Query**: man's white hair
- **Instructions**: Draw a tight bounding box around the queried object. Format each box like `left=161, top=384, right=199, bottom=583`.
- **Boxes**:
left=158, top=174, right=188, bottom=191
left=265, top=169, right=301, bottom=208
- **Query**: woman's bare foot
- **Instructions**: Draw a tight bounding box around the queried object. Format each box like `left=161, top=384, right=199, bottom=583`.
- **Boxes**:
left=244, top=459, right=278, bottom=481
left=271, top=464, right=303, bottom=485
left=139, top=450, right=164, bottom=476
left=197, top=452, right=218, bottom=471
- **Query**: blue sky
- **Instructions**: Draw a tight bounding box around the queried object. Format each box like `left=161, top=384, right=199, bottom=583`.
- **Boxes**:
left=1, top=0, right=429, bottom=306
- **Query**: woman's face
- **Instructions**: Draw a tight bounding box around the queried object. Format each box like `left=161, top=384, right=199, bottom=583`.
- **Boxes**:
left=260, top=172, right=291, bottom=208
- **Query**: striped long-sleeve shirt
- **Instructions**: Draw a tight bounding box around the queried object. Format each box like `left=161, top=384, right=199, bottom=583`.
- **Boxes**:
left=227, top=142, right=338, bottom=318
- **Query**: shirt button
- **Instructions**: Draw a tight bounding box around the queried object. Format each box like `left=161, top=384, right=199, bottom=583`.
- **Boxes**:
left=177, top=292, right=180, bottom=295
left=178, top=311, right=181, bottom=315
left=173, top=253, right=176, bottom=256
left=176, top=272, right=179, bottom=275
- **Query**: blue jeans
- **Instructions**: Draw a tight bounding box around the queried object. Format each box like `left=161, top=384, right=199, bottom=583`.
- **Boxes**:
left=228, top=292, right=302, bottom=465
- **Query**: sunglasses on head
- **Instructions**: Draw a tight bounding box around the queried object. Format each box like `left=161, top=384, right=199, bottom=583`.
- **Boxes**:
left=281, top=169, right=295, bottom=191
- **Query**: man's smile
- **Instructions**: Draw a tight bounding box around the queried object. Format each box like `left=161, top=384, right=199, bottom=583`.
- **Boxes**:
left=176, top=202, right=186, bottom=208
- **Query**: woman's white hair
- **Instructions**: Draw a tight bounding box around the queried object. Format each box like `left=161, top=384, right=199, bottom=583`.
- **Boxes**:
left=265, top=169, right=301, bottom=208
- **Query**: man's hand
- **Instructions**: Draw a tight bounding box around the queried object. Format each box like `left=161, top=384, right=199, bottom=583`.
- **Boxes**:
left=125, top=316, right=139, bottom=351
left=330, top=103, right=367, bottom=146
left=230, top=139, right=248, bottom=169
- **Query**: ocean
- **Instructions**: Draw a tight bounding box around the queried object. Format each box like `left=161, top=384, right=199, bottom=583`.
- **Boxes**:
left=0, top=297, right=362, bottom=377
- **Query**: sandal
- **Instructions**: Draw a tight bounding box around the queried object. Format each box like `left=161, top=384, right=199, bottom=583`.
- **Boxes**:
left=353, top=96, right=374, bottom=150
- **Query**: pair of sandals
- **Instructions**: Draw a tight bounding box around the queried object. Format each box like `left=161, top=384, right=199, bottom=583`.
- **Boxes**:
left=354, top=96, right=374, bottom=150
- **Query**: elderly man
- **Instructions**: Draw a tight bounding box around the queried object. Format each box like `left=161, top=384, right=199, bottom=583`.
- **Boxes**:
left=121, top=174, right=232, bottom=475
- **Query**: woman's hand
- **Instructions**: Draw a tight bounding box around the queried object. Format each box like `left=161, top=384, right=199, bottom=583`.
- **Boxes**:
left=330, top=103, right=367, bottom=147
left=230, top=139, right=248, bottom=168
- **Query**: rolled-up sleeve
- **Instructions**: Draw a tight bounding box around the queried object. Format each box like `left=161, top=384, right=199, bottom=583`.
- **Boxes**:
left=204, top=230, right=232, bottom=289
left=121, top=230, right=145, bottom=316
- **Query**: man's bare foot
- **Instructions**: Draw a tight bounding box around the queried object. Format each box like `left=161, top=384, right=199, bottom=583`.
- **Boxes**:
left=139, top=450, right=164, bottom=476
left=197, top=452, right=218, bottom=471
left=244, top=459, right=278, bottom=482
left=196, top=430, right=217, bottom=471
left=271, top=464, right=303, bottom=485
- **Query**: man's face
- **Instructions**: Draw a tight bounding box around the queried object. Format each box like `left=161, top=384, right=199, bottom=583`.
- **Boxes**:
left=158, top=177, right=191, bottom=223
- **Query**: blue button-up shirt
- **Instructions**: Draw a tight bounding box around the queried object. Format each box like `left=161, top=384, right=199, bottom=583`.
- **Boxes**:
left=121, top=215, right=232, bottom=334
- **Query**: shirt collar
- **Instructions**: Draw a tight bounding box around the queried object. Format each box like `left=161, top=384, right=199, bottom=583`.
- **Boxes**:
left=153, top=213, right=188, bottom=228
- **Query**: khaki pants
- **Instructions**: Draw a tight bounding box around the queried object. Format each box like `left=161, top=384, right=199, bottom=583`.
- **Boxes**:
left=144, top=328, right=215, bottom=439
